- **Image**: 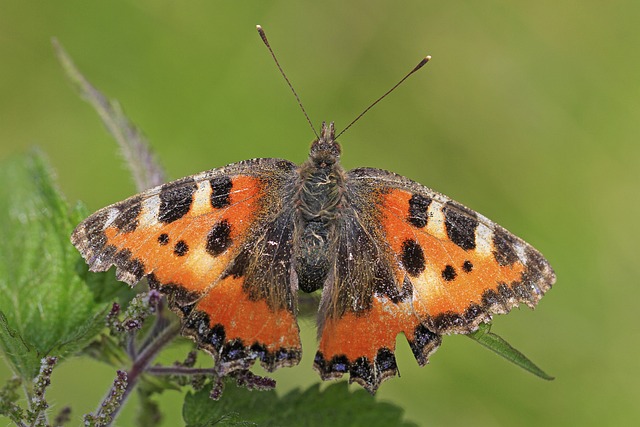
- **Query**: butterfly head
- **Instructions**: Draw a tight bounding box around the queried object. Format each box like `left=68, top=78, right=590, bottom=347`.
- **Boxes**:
left=309, top=121, right=341, bottom=166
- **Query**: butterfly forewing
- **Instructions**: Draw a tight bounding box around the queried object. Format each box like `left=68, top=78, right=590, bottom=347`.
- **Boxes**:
left=71, top=158, right=303, bottom=373
left=348, top=167, right=555, bottom=334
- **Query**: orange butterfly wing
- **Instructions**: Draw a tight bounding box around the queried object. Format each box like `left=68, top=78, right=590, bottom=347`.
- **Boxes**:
left=371, top=170, right=555, bottom=333
left=72, top=159, right=302, bottom=373
left=315, top=168, right=555, bottom=392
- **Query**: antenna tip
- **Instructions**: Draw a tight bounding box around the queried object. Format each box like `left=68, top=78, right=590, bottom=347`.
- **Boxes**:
left=412, top=55, right=432, bottom=72
left=256, top=25, right=268, bottom=45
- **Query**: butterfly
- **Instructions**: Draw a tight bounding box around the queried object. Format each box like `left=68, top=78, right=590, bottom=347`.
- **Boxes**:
left=71, top=27, right=555, bottom=394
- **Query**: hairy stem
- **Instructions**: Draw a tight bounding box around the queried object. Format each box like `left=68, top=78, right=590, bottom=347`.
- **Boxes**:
left=147, top=366, right=218, bottom=376
left=100, top=321, right=181, bottom=427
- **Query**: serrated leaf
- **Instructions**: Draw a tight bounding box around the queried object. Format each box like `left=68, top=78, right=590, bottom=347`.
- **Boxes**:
left=468, top=323, right=554, bottom=380
left=183, top=381, right=418, bottom=427
left=0, top=151, right=119, bottom=379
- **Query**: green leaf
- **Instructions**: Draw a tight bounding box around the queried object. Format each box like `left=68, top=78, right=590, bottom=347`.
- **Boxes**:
left=183, top=381, right=418, bottom=427
left=468, top=323, right=554, bottom=380
left=0, top=151, right=119, bottom=379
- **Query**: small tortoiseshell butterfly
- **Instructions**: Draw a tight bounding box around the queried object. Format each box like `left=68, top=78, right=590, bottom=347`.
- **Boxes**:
left=71, top=26, right=555, bottom=394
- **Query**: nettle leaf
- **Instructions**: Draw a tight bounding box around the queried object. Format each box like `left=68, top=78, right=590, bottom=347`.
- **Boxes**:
left=183, top=381, right=418, bottom=427
left=0, top=151, right=119, bottom=379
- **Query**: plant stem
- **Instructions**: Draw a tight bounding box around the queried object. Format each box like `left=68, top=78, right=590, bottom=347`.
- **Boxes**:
left=137, top=311, right=171, bottom=356
left=100, top=321, right=181, bottom=427
left=126, top=333, right=137, bottom=360
left=147, top=366, right=218, bottom=376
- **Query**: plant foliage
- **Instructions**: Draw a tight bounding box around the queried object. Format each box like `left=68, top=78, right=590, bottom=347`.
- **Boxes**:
left=0, top=151, right=119, bottom=380
left=183, top=381, right=418, bottom=427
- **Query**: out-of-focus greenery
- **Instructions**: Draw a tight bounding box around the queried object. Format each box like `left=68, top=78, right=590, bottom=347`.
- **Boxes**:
left=1, top=1, right=638, bottom=425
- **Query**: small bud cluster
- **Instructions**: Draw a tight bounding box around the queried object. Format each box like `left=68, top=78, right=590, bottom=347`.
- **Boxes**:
left=107, top=290, right=162, bottom=336
left=209, top=377, right=225, bottom=401
left=26, top=356, right=58, bottom=426
left=231, top=370, right=277, bottom=391
left=206, top=370, right=276, bottom=401
left=83, top=370, right=128, bottom=427
left=105, top=302, right=121, bottom=333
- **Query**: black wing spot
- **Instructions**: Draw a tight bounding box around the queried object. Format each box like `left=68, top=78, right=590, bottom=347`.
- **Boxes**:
left=402, top=239, right=426, bottom=277
left=206, top=220, right=232, bottom=256
left=441, top=265, right=457, bottom=281
left=462, top=260, right=473, bottom=273
left=158, top=178, right=197, bottom=223
left=408, top=194, right=432, bottom=228
left=158, top=233, right=170, bottom=245
left=174, top=240, right=189, bottom=256
left=210, top=176, right=233, bottom=209
left=443, top=202, right=478, bottom=251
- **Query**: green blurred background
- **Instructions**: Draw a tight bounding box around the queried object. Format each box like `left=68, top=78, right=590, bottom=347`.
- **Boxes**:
left=1, top=0, right=639, bottom=425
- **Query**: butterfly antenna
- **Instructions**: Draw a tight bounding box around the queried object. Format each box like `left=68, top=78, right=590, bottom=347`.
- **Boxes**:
left=336, top=55, right=431, bottom=139
left=257, top=25, right=319, bottom=139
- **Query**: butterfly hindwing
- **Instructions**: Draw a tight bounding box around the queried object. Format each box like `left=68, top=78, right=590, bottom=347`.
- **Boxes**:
left=314, top=174, right=442, bottom=393
left=71, top=158, right=303, bottom=373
